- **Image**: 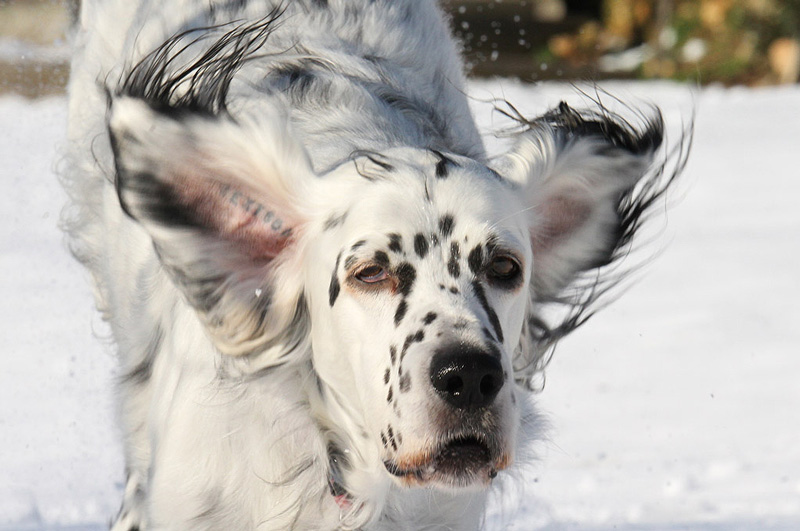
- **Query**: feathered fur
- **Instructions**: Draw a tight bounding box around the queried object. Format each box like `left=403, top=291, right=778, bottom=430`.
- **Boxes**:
left=61, top=1, right=688, bottom=529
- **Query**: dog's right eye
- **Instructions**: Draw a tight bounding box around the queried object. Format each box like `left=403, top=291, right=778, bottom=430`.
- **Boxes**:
left=355, top=265, right=388, bottom=284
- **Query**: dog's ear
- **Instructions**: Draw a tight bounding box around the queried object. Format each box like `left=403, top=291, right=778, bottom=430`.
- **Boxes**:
left=495, top=102, right=666, bottom=386
left=496, top=102, right=663, bottom=302
left=109, top=97, right=312, bottom=359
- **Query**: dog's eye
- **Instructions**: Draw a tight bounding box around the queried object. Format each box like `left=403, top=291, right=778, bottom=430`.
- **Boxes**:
left=487, top=256, right=521, bottom=283
left=355, top=265, right=388, bottom=284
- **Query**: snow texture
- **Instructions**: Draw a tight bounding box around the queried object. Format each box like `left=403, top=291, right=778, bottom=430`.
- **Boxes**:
left=2, top=81, right=799, bottom=530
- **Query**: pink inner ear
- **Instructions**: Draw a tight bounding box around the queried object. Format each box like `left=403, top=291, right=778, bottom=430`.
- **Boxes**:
left=172, top=175, right=295, bottom=261
left=532, top=194, right=591, bottom=252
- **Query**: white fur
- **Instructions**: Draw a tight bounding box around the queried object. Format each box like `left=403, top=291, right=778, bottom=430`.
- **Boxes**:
left=62, top=1, right=670, bottom=529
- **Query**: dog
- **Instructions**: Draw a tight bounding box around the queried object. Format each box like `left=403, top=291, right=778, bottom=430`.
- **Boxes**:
left=61, top=0, right=687, bottom=529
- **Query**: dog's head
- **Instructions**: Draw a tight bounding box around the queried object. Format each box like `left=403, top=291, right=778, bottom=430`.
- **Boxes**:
left=108, top=95, right=665, bottom=492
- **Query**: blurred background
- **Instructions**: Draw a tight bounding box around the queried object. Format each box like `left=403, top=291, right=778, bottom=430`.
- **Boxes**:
left=1, top=0, right=799, bottom=97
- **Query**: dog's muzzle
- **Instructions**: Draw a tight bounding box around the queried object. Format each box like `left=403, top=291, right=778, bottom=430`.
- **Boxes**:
left=384, top=344, right=510, bottom=487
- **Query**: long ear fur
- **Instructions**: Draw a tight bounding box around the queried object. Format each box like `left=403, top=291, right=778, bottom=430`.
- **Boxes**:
left=496, top=101, right=690, bottom=388
left=109, top=97, right=313, bottom=359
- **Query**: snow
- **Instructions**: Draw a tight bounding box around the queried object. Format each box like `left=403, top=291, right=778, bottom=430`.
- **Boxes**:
left=0, top=96, right=121, bottom=529
left=2, top=82, right=799, bottom=530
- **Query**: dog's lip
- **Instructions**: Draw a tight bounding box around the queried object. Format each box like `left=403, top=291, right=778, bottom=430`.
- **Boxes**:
left=383, top=435, right=505, bottom=485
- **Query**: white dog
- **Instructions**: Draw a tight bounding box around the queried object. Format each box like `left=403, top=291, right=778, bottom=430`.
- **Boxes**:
left=62, top=1, right=685, bottom=529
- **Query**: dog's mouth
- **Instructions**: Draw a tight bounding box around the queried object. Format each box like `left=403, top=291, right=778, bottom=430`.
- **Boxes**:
left=383, top=435, right=509, bottom=488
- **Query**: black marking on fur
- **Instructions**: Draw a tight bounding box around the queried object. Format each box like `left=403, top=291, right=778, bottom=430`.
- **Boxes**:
left=468, top=244, right=484, bottom=276
left=323, top=212, right=348, bottom=231
left=384, top=368, right=391, bottom=385
left=236, top=294, right=309, bottom=362
left=351, top=240, right=366, bottom=251
left=413, top=233, right=429, bottom=259
left=447, top=242, right=461, bottom=278
left=274, top=64, right=317, bottom=100
left=374, top=250, right=390, bottom=268
left=400, top=330, right=425, bottom=360
left=395, top=262, right=416, bottom=297
left=548, top=100, right=663, bottom=155
left=120, top=324, right=162, bottom=385
left=329, top=253, right=342, bottom=307
left=390, top=346, right=397, bottom=365
left=431, top=149, right=455, bottom=179
left=430, top=233, right=440, bottom=247
left=388, top=233, right=403, bottom=254
left=439, top=215, right=454, bottom=238
left=384, top=460, right=400, bottom=475
left=365, top=154, right=394, bottom=171
left=387, top=386, right=393, bottom=403
left=119, top=9, right=285, bottom=115
left=394, top=299, right=408, bottom=326
left=399, top=373, right=411, bottom=393
left=387, top=425, right=397, bottom=451
left=484, top=236, right=500, bottom=261
left=344, top=254, right=358, bottom=271
left=472, top=280, right=503, bottom=343
left=449, top=286, right=459, bottom=294
left=401, top=335, right=413, bottom=358
left=422, top=312, right=438, bottom=325
left=176, top=273, right=228, bottom=314
left=381, top=431, right=388, bottom=447
left=351, top=151, right=395, bottom=180
left=112, top=165, right=197, bottom=231
left=438, top=283, right=446, bottom=291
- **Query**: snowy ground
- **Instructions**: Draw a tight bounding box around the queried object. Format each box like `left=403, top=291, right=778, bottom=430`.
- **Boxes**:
left=2, top=81, right=799, bottom=530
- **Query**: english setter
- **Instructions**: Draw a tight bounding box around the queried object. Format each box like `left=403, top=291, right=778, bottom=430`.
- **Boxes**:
left=62, top=0, right=687, bottom=529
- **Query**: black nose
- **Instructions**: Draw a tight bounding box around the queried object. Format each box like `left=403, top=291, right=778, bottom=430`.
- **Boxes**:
left=429, top=346, right=504, bottom=411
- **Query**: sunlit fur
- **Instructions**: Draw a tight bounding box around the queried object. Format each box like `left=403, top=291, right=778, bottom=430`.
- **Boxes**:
left=61, top=1, right=687, bottom=529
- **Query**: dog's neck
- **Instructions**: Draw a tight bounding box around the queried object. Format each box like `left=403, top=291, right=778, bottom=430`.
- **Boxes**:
left=296, top=363, right=490, bottom=530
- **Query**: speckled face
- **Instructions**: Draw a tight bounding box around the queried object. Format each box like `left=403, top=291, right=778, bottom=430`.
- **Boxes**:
left=306, top=148, right=531, bottom=488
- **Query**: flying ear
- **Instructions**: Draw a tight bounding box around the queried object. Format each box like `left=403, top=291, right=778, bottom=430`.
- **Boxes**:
left=109, top=97, right=314, bottom=358
left=496, top=102, right=663, bottom=302
left=496, top=101, right=674, bottom=388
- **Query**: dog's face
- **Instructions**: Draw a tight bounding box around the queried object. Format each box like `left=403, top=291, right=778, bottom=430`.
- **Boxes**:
left=306, top=149, right=530, bottom=488
left=109, top=97, right=662, bottom=491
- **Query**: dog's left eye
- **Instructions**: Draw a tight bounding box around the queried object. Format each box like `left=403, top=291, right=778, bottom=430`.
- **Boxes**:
left=487, top=256, right=521, bottom=283
left=355, top=265, right=388, bottom=284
